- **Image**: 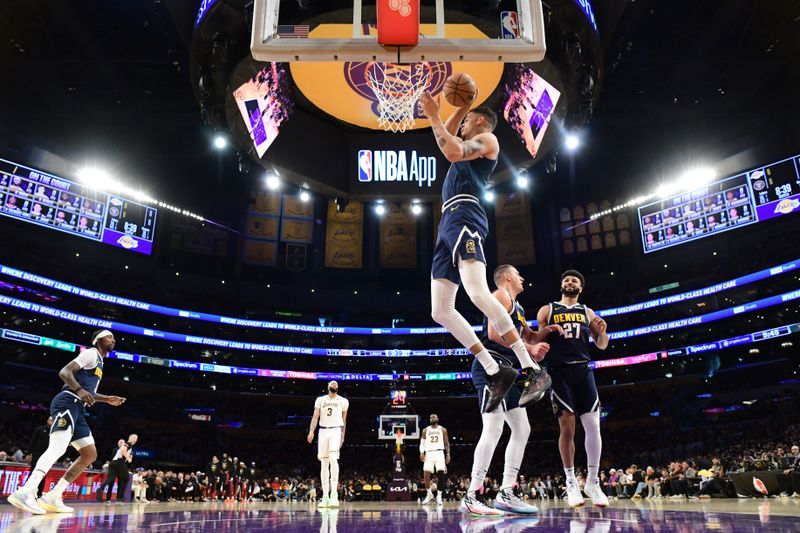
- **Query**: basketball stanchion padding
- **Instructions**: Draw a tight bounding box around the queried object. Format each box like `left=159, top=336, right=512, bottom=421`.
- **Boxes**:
left=377, top=0, right=420, bottom=46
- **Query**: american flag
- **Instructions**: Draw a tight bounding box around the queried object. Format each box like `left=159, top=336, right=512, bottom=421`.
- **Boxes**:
left=277, top=25, right=309, bottom=38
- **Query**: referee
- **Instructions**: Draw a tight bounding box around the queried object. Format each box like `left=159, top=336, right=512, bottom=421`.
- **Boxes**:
left=97, top=434, right=138, bottom=502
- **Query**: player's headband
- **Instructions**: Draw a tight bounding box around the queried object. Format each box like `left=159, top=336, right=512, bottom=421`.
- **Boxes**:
left=92, top=330, right=113, bottom=345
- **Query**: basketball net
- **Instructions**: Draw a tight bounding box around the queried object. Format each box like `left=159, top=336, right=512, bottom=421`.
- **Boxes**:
left=366, top=62, right=432, bottom=133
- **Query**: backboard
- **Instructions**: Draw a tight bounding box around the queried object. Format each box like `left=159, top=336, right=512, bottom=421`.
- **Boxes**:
left=378, top=414, right=420, bottom=440
left=251, top=0, right=546, bottom=63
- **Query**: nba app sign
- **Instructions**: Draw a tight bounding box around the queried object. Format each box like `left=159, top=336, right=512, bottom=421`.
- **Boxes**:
left=358, top=150, right=437, bottom=188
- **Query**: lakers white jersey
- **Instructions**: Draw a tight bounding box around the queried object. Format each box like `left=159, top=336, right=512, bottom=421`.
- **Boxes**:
left=315, top=394, right=349, bottom=427
left=424, top=425, right=446, bottom=452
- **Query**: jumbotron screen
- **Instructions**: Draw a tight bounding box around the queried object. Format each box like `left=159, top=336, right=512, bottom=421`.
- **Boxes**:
left=638, top=154, right=800, bottom=253
left=0, top=158, right=157, bottom=255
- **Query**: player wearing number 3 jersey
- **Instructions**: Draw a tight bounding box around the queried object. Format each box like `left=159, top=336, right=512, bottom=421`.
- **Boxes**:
left=308, top=381, right=349, bottom=508
left=536, top=270, right=610, bottom=508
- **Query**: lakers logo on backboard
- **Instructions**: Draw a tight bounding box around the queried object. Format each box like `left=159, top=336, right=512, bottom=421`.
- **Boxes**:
left=465, top=239, right=476, bottom=254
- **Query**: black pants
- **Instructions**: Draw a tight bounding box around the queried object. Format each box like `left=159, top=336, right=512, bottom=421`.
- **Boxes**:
left=97, top=461, right=129, bottom=501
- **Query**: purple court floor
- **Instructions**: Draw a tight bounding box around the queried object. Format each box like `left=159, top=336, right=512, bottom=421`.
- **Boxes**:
left=2, top=499, right=799, bottom=532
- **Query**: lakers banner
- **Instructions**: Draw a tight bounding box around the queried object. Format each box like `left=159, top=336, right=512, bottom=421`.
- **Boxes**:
left=494, top=193, right=535, bottom=265
left=280, top=219, right=314, bottom=244
left=250, top=191, right=281, bottom=215
left=380, top=204, right=416, bottom=269
left=282, top=195, right=313, bottom=219
left=325, top=199, right=363, bottom=268
left=243, top=239, right=278, bottom=266
left=290, top=24, right=503, bottom=130
left=245, top=213, right=279, bottom=240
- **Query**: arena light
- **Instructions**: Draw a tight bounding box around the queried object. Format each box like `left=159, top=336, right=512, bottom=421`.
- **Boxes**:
left=411, top=203, right=422, bottom=215
left=375, top=203, right=386, bottom=216
left=565, top=133, right=580, bottom=151
left=266, top=173, right=280, bottom=190
left=516, top=174, right=529, bottom=189
left=77, top=166, right=115, bottom=190
left=213, top=134, right=227, bottom=150
left=299, top=189, right=310, bottom=203
left=484, top=189, right=495, bottom=202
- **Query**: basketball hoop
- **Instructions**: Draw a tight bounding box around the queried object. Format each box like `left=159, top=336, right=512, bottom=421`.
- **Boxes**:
left=366, top=62, right=432, bottom=133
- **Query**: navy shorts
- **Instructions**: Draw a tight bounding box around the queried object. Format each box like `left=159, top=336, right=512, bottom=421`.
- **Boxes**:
left=472, top=357, right=522, bottom=412
left=50, top=390, right=94, bottom=447
left=431, top=205, right=488, bottom=284
left=548, top=363, right=600, bottom=418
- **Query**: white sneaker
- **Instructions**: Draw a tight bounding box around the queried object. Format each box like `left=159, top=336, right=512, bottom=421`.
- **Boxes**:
left=318, top=496, right=330, bottom=508
left=422, top=492, right=434, bottom=505
left=38, top=492, right=74, bottom=513
left=8, top=488, right=46, bottom=515
left=566, top=479, right=585, bottom=507
left=436, top=491, right=443, bottom=505
left=494, top=489, right=539, bottom=514
left=585, top=480, right=609, bottom=507
left=460, top=493, right=504, bottom=516
left=329, top=494, right=339, bottom=507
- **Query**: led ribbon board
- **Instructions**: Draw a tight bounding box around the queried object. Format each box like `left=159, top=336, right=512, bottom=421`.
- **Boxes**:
left=1, top=259, right=796, bottom=334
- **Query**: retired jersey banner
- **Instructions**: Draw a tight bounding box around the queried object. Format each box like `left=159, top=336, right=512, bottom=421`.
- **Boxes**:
left=245, top=213, right=279, bottom=240
left=244, top=239, right=278, bottom=266
left=325, top=199, right=363, bottom=268
left=250, top=191, right=281, bottom=215
left=380, top=204, right=417, bottom=269
left=494, top=192, right=535, bottom=265
left=280, top=219, right=314, bottom=244
left=282, top=194, right=314, bottom=219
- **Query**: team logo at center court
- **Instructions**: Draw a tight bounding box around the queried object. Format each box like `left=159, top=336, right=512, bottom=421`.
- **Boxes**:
left=465, top=239, right=476, bottom=254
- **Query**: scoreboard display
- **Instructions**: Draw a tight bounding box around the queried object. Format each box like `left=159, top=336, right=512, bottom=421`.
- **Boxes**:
left=0, top=158, right=157, bottom=255
left=639, top=154, right=800, bottom=253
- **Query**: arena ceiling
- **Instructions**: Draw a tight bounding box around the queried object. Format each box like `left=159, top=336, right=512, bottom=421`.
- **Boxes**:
left=0, top=0, right=798, bottom=220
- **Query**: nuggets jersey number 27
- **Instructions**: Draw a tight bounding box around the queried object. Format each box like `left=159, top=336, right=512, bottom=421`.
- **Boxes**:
left=546, top=302, right=592, bottom=365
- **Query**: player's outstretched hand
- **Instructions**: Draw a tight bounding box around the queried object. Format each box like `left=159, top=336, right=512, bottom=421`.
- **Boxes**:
left=107, top=396, right=126, bottom=406
left=591, top=317, right=607, bottom=335
left=307, top=432, right=314, bottom=444
left=529, top=342, right=550, bottom=362
left=545, top=324, right=565, bottom=336
left=419, top=91, right=440, bottom=119
left=78, top=388, right=95, bottom=406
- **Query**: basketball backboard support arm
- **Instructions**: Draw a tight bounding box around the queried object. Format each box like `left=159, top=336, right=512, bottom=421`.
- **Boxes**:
left=251, top=0, right=546, bottom=63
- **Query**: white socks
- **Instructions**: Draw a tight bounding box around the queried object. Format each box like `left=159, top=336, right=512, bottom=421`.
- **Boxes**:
left=501, top=408, right=530, bottom=490
left=469, top=412, right=504, bottom=493
left=509, top=339, right=537, bottom=370
left=580, top=411, right=602, bottom=481
left=320, top=459, right=330, bottom=496
left=329, top=456, right=340, bottom=496
left=564, top=467, right=577, bottom=482
left=22, top=429, right=71, bottom=492
left=51, top=478, right=69, bottom=497
left=474, top=349, right=500, bottom=375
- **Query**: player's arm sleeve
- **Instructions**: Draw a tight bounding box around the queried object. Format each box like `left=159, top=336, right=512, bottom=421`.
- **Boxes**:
left=443, top=428, right=450, bottom=454
left=487, top=290, right=513, bottom=346
left=419, top=428, right=427, bottom=454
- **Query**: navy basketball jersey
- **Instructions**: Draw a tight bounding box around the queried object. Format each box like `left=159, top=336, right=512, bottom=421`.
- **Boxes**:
left=61, top=347, right=104, bottom=397
left=545, top=302, right=592, bottom=365
left=481, top=296, right=527, bottom=367
left=441, top=157, right=498, bottom=208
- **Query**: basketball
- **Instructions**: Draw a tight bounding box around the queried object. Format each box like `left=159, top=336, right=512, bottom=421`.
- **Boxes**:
left=443, top=72, right=477, bottom=107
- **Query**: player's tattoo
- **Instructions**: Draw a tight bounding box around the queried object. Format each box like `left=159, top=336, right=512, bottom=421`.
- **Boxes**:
left=461, top=139, right=483, bottom=158
left=432, top=128, right=447, bottom=148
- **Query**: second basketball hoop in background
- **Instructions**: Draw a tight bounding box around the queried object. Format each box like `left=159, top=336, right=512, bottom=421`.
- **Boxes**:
left=443, top=73, right=477, bottom=107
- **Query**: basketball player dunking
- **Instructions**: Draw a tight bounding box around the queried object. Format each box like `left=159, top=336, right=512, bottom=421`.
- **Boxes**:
left=307, top=380, right=349, bottom=508
left=9, top=330, right=126, bottom=515
left=419, top=90, right=550, bottom=414
left=419, top=414, right=450, bottom=505
left=462, top=265, right=552, bottom=516
left=535, top=270, right=610, bottom=507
